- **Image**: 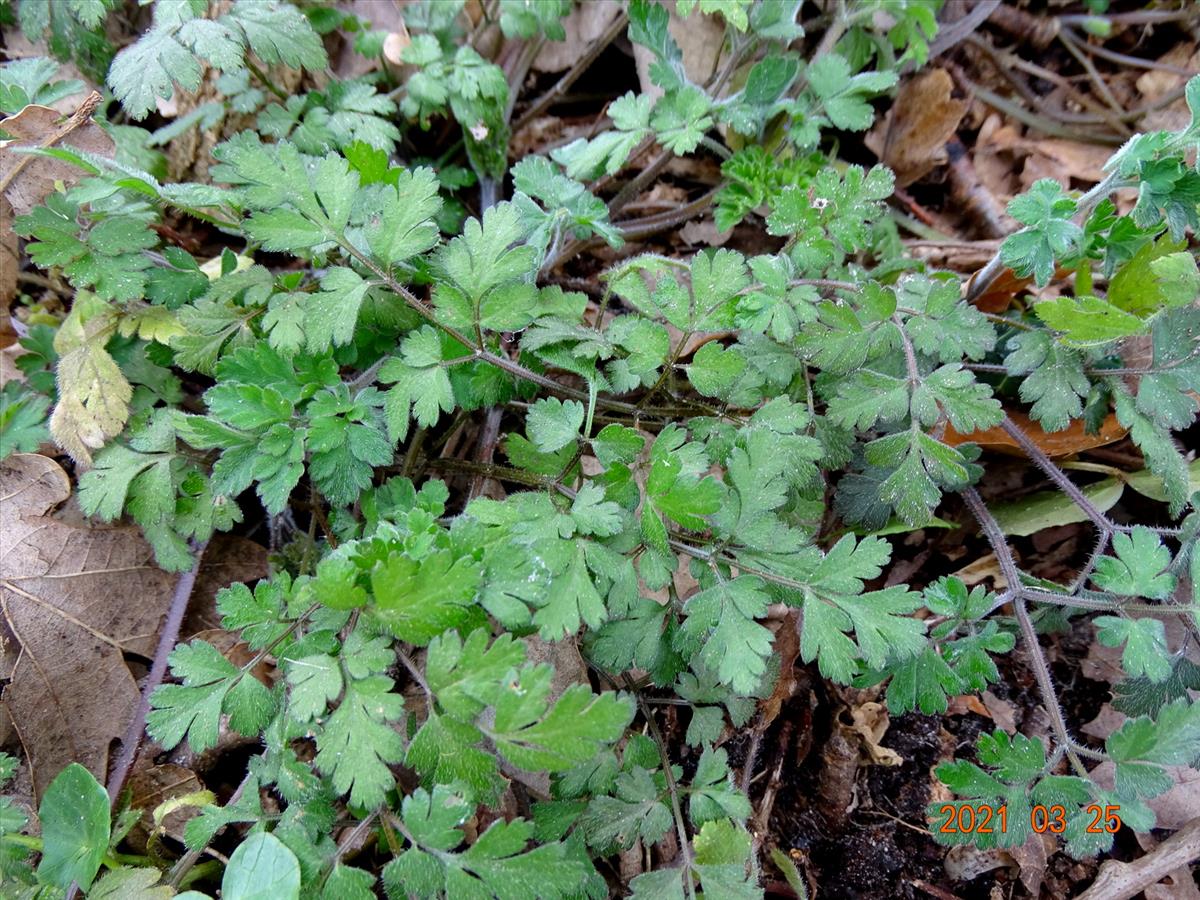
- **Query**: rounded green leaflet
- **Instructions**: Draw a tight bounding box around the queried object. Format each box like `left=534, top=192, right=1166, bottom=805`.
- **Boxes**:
left=221, top=832, right=301, bottom=900
left=36, top=762, right=110, bottom=890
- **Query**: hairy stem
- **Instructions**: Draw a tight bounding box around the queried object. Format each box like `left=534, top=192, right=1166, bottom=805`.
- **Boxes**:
left=107, top=541, right=208, bottom=805
left=962, top=488, right=1090, bottom=777
left=999, top=416, right=1117, bottom=533
left=635, top=690, right=698, bottom=900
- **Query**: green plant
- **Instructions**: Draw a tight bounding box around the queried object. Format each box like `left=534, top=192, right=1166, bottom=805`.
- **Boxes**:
left=1, top=1, right=1199, bottom=897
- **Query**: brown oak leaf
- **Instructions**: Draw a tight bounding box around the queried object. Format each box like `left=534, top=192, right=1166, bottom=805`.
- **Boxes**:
left=0, top=453, right=264, bottom=800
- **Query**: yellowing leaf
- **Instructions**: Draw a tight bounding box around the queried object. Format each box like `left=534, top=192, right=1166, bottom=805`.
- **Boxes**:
left=1108, top=234, right=1192, bottom=315
left=51, top=347, right=131, bottom=465
left=48, top=292, right=130, bottom=465
left=1148, top=252, right=1200, bottom=309
left=200, top=252, right=254, bottom=280
left=1034, top=295, right=1146, bottom=346
left=117, top=303, right=186, bottom=344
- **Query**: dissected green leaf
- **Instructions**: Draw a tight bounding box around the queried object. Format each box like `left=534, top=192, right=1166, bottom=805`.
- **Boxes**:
left=8, top=6, right=1200, bottom=883
left=1094, top=616, right=1172, bottom=682
left=527, top=397, right=585, bottom=453
left=1092, top=527, right=1176, bottom=600
left=1000, top=179, right=1082, bottom=286
left=368, top=549, right=483, bottom=644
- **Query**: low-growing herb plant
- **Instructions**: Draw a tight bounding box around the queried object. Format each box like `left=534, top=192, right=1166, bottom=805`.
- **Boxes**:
left=1, top=0, right=1199, bottom=897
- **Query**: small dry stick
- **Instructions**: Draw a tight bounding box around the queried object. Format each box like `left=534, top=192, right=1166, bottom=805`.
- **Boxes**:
left=1074, top=816, right=1200, bottom=900
left=107, top=540, right=209, bottom=805
left=947, top=140, right=1012, bottom=238
left=917, top=0, right=1000, bottom=68
left=468, top=407, right=504, bottom=500
left=0, top=90, right=103, bottom=197
left=513, top=10, right=629, bottom=132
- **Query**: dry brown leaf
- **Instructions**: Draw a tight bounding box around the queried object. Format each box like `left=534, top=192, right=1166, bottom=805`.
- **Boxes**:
left=662, top=154, right=722, bottom=183
left=632, top=5, right=724, bottom=101
left=944, top=844, right=1014, bottom=882
left=1009, top=831, right=1055, bottom=896
left=125, top=763, right=205, bottom=852
left=964, top=261, right=1077, bottom=313
left=1082, top=634, right=1127, bottom=686
left=511, top=114, right=565, bottom=158
left=928, top=757, right=955, bottom=806
left=972, top=115, right=1023, bottom=206
left=981, top=690, right=1018, bottom=734
left=1081, top=702, right=1128, bottom=740
left=758, top=610, right=801, bottom=728
left=1142, top=769, right=1200, bottom=833
left=1145, top=869, right=1200, bottom=900
left=1137, top=43, right=1200, bottom=135
left=952, top=553, right=1008, bottom=591
left=383, top=26, right=412, bottom=66
left=0, top=454, right=265, bottom=800
left=970, top=114, right=1109, bottom=213
left=678, top=217, right=731, bottom=247
left=0, top=452, right=173, bottom=797
left=672, top=549, right=701, bottom=601
left=0, top=96, right=113, bottom=219
left=325, top=0, right=412, bottom=78
left=946, top=831, right=1051, bottom=893
left=977, top=122, right=1109, bottom=195
left=847, top=700, right=902, bottom=767
left=1017, top=139, right=1110, bottom=189
left=943, top=409, right=1127, bottom=458
left=0, top=343, right=27, bottom=388
left=0, top=94, right=113, bottom=347
left=534, top=1, right=623, bottom=73
left=872, top=68, right=968, bottom=188
left=0, top=235, right=16, bottom=346
left=945, top=694, right=990, bottom=718
left=966, top=265, right=1033, bottom=313
left=1089, top=762, right=1200, bottom=832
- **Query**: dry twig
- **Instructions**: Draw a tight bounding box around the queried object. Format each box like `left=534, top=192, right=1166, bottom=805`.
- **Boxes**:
left=1074, top=817, right=1200, bottom=900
